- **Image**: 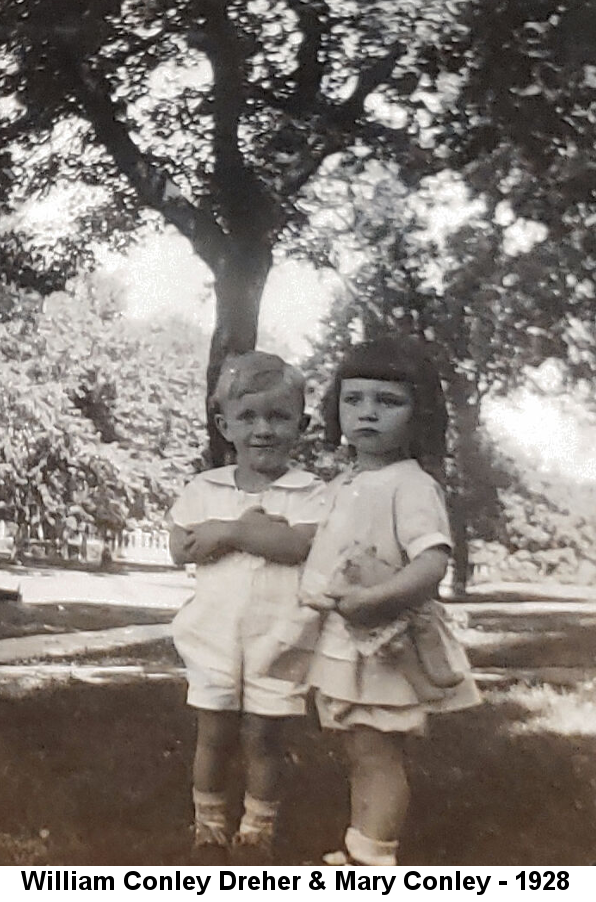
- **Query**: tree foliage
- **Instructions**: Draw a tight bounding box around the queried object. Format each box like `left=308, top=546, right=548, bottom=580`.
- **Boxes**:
left=0, top=278, right=208, bottom=538
left=295, top=6, right=596, bottom=585
left=1, top=0, right=595, bottom=576
left=0, top=0, right=466, bottom=448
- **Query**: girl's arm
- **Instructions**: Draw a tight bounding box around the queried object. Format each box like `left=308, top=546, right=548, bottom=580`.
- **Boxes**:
left=328, top=547, right=449, bottom=627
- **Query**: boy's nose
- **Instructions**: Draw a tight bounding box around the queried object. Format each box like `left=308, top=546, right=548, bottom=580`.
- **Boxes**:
left=253, top=417, right=273, bottom=435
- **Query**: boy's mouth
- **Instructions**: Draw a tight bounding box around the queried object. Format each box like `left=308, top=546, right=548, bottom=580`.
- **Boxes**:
left=353, top=427, right=379, bottom=436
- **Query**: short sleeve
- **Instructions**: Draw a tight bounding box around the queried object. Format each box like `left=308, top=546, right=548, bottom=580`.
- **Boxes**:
left=288, top=481, right=331, bottom=527
left=168, top=477, right=206, bottom=528
left=393, top=473, right=452, bottom=561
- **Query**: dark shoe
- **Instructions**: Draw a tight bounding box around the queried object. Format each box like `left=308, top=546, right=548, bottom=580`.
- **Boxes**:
left=230, top=830, right=275, bottom=866
left=190, top=824, right=229, bottom=866
left=191, top=842, right=229, bottom=866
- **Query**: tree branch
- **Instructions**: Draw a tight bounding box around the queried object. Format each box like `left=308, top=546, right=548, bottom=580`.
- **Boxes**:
left=55, top=48, right=227, bottom=272
left=197, top=3, right=248, bottom=220
left=333, top=40, right=406, bottom=124
left=102, top=32, right=165, bottom=68
left=196, top=0, right=282, bottom=239
left=261, top=38, right=428, bottom=197
left=0, top=109, right=56, bottom=145
left=285, top=0, right=330, bottom=115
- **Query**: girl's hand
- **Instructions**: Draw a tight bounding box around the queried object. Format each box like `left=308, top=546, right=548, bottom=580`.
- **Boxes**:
left=325, top=585, right=375, bottom=625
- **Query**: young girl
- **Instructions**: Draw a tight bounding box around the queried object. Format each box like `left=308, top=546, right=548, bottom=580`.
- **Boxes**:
left=299, top=335, right=481, bottom=866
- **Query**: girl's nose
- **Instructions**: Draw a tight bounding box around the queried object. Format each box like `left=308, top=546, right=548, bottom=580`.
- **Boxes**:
left=359, top=398, right=378, bottom=419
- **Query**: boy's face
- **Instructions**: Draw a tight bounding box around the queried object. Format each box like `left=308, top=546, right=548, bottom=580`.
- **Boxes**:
left=216, top=386, right=305, bottom=477
left=339, top=378, right=414, bottom=465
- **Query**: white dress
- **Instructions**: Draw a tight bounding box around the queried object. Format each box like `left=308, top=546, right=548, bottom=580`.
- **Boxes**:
left=282, top=460, right=481, bottom=731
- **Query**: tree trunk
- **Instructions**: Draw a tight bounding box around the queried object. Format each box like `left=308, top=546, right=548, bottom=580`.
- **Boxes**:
left=450, top=493, right=469, bottom=596
left=447, top=370, right=482, bottom=596
left=205, top=239, right=273, bottom=465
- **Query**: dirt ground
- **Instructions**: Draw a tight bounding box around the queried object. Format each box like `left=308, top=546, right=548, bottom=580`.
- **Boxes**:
left=0, top=678, right=595, bottom=866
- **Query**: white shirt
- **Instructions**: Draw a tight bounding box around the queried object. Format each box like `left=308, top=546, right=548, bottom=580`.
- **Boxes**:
left=170, top=465, right=328, bottom=628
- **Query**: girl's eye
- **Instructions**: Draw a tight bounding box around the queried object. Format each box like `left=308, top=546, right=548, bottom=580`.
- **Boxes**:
left=270, top=410, right=290, bottom=421
left=341, top=394, right=361, bottom=405
left=379, top=396, right=406, bottom=406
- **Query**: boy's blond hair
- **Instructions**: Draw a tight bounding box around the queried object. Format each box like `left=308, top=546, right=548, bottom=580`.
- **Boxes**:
left=212, top=351, right=306, bottom=413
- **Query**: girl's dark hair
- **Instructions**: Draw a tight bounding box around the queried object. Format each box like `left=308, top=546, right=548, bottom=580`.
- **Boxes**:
left=323, top=335, right=448, bottom=476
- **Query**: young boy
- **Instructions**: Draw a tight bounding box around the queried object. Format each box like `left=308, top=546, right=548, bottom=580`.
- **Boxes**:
left=169, top=351, right=326, bottom=865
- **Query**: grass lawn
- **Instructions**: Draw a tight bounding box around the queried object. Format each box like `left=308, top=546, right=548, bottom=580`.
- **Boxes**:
left=0, top=679, right=595, bottom=866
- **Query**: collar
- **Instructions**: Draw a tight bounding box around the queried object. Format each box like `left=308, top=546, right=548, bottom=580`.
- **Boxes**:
left=339, top=458, right=421, bottom=483
left=202, top=465, right=318, bottom=490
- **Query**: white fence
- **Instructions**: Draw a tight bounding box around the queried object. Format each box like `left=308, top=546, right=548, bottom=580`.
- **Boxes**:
left=0, top=520, right=16, bottom=561
left=0, top=521, right=174, bottom=567
left=111, top=528, right=173, bottom=566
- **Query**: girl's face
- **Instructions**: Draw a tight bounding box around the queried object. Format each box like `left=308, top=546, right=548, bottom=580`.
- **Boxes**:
left=339, top=378, right=414, bottom=468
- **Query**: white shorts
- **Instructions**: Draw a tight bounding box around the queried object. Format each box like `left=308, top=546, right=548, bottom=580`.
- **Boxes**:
left=172, top=595, right=307, bottom=717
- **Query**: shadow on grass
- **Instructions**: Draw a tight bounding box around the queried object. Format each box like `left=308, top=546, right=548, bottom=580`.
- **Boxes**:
left=0, top=601, right=174, bottom=641
left=469, top=622, right=596, bottom=671
left=0, top=682, right=594, bottom=865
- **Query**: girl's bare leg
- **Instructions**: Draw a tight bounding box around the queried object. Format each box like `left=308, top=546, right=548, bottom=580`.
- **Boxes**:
left=344, top=726, right=409, bottom=842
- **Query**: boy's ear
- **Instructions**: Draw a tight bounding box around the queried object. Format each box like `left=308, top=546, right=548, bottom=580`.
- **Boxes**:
left=299, top=413, right=311, bottom=433
left=214, top=412, right=229, bottom=440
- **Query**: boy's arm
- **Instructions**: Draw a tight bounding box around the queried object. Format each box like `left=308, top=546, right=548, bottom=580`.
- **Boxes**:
left=169, top=512, right=316, bottom=567
left=232, top=508, right=316, bottom=565
left=169, top=520, right=237, bottom=566
left=328, top=547, right=449, bottom=626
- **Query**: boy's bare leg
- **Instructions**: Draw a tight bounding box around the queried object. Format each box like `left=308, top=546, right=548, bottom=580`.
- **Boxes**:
left=243, top=713, right=286, bottom=800
left=342, top=726, right=408, bottom=863
left=233, top=713, right=287, bottom=860
left=191, top=709, right=239, bottom=854
left=193, top=709, right=239, bottom=791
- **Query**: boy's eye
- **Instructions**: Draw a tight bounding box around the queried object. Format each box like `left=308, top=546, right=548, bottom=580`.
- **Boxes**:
left=237, top=410, right=255, bottom=422
left=341, top=394, right=361, bottom=405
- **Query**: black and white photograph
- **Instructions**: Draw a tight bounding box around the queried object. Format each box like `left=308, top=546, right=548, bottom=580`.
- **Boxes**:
left=0, top=0, right=595, bottom=869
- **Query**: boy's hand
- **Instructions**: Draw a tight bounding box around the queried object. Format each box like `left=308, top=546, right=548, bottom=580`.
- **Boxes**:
left=238, top=506, right=289, bottom=527
left=233, top=506, right=313, bottom=565
left=234, top=506, right=290, bottom=548
left=182, top=520, right=233, bottom=564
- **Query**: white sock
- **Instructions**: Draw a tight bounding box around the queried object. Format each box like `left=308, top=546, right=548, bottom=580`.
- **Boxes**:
left=193, top=789, right=227, bottom=845
left=238, top=794, right=279, bottom=842
left=345, top=826, right=398, bottom=865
